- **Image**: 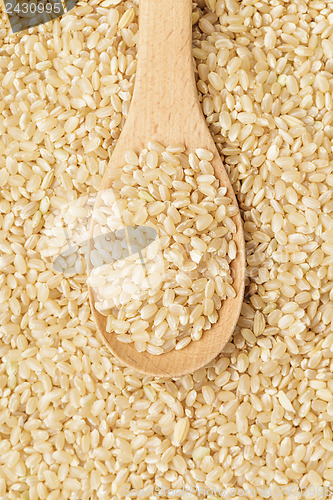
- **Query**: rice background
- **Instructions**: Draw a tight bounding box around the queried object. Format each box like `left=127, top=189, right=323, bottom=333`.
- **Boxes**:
left=0, top=0, right=333, bottom=498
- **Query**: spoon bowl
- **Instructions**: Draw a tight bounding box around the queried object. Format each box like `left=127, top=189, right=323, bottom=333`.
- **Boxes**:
left=89, top=0, right=245, bottom=377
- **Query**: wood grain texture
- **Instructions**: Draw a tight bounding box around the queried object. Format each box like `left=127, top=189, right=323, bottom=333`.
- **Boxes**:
left=89, top=0, right=246, bottom=377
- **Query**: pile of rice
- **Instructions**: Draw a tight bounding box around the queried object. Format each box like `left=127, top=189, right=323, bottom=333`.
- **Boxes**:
left=88, top=144, right=238, bottom=355
left=0, top=0, right=333, bottom=498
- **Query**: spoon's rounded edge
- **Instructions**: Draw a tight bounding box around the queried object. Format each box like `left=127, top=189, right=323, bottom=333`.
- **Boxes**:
left=88, top=202, right=246, bottom=378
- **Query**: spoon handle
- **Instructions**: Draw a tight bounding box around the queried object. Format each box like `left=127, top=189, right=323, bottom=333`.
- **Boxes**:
left=127, top=0, right=200, bottom=143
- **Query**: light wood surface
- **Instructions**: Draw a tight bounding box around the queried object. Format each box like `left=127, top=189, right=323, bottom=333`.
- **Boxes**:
left=89, top=0, right=246, bottom=377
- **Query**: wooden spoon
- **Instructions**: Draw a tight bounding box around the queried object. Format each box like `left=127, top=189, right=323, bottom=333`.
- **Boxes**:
left=88, top=0, right=245, bottom=377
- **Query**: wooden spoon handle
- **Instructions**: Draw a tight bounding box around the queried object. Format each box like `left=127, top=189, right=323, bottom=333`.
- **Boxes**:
left=127, top=0, right=200, bottom=143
